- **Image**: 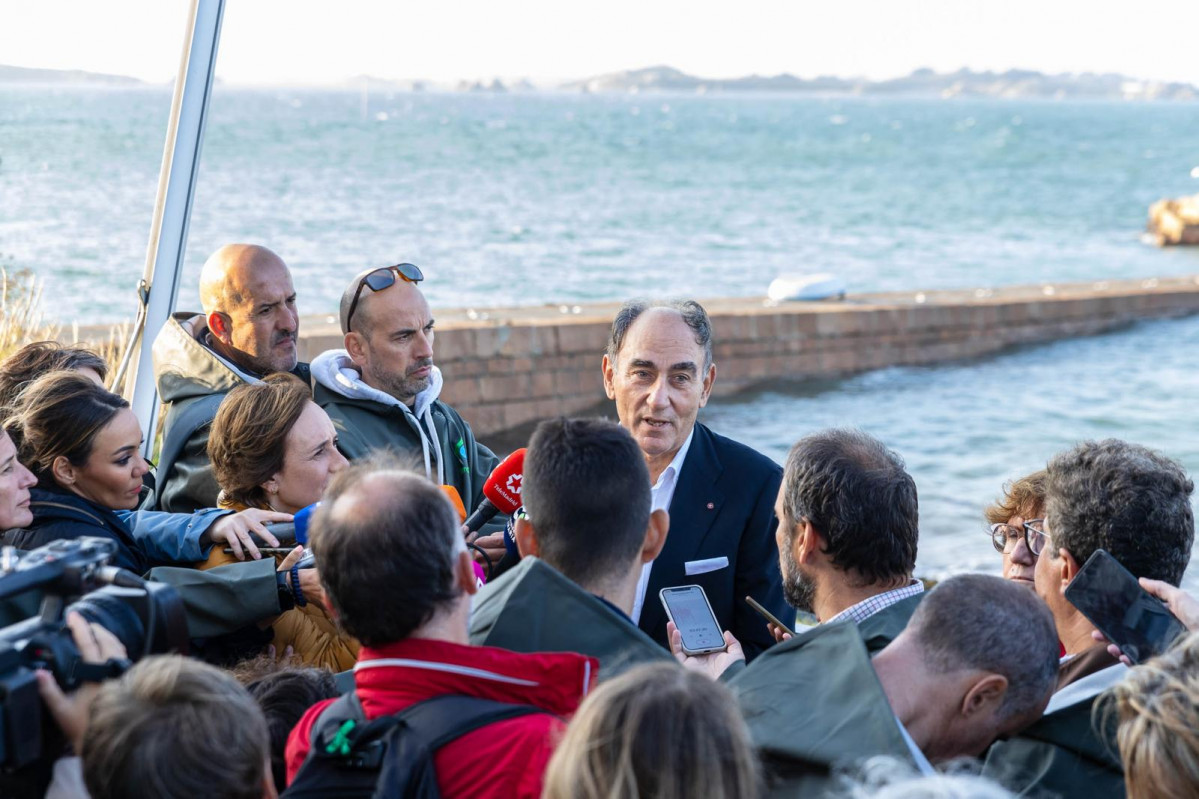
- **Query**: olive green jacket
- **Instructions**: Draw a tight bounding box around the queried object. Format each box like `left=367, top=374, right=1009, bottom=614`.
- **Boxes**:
left=983, top=664, right=1127, bottom=799
left=729, top=621, right=917, bottom=797
left=469, top=557, right=674, bottom=681
left=152, top=312, right=311, bottom=513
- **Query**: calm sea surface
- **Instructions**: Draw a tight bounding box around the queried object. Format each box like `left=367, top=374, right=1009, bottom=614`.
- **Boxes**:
left=3, top=87, right=1199, bottom=587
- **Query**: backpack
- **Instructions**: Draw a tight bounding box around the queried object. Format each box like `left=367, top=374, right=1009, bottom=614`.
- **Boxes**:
left=282, top=691, right=551, bottom=799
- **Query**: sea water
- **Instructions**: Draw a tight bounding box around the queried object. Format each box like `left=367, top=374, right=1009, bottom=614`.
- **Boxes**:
left=3, top=87, right=1199, bottom=587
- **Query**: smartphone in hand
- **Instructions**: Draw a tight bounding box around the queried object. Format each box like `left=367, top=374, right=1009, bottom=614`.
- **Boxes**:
left=660, top=585, right=728, bottom=656
left=1065, top=549, right=1187, bottom=664
left=745, top=595, right=795, bottom=637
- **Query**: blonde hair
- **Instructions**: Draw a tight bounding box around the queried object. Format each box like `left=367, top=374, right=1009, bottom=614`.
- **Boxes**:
left=1108, top=632, right=1199, bottom=799
left=208, top=372, right=311, bottom=510
left=984, top=469, right=1047, bottom=525
left=542, top=663, right=760, bottom=799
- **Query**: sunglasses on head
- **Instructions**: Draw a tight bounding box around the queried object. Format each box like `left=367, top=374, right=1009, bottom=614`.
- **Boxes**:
left=344, top=262, right=424, bottom=333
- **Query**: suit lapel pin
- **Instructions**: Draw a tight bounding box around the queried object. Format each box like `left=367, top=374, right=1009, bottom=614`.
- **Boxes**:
left=706, top=502, right=715, bottom=510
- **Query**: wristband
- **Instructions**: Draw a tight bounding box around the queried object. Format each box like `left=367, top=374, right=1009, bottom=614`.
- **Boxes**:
left=275, top=571, right=296, bottom=611
left=290, top=565, right=307, bottom=607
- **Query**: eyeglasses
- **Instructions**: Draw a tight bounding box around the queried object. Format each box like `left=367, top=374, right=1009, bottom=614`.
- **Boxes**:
left=987, top=518, right=1048, bottom=557
left=343, top=263, right=424, bottom=333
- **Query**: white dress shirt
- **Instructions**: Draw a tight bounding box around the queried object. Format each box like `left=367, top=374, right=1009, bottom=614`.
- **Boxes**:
left=630, top=429, right=695, bottom=624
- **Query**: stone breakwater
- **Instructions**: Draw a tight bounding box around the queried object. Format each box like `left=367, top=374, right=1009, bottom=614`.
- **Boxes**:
left=294, top=275, right=1199, bottom=437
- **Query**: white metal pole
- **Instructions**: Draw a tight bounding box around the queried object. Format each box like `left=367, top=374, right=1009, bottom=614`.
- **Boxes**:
left=122, top=0, right=225, bottom=458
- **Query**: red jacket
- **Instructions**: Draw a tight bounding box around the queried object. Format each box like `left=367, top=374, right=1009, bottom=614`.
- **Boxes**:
left=285, top=637, right=597, bottom=798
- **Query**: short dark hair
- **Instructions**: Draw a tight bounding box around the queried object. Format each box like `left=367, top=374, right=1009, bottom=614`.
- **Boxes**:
left=908, top=574, right=1059, bottom=721
left=0, top=340, right=108, bottom=414
left=81, top=656, right=269, bottom=799
left=607, top=299, right=713, bottom=371
left=310, top=456, right=463, bottom=647
left=523, top=418, right=651, bottom=588
left=781, top=429, right=918, bottom=585
left=244, top=666, right=339, bottom=791
left=1045, top=439, right=1194, bottom=586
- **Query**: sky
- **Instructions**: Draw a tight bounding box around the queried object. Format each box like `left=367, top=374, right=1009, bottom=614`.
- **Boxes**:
left=2, top=0, right=1199, bottom=86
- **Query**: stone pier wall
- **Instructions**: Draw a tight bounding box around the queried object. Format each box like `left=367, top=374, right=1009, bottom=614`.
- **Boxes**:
left=295, top=275, right=1199, bottom=438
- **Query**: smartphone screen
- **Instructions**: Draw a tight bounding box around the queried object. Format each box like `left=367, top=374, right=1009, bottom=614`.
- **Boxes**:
left=1065, top=549, right=1187, bottom=664
left=660, top=585, right=726, bottom=654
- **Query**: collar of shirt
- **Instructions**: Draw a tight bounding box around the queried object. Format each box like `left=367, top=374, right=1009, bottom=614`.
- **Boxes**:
left=632, top=429, right=697, bottom=625
left=826, top=579, right=925, bottom=625
left=650, top=428, right=696, bottom=513
left=895, top=715, right=937, bottom=776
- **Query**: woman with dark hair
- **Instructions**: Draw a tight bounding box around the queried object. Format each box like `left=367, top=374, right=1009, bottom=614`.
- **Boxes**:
left=206, top=372, right=356, bottom=671
left=0, top=340, right=108, bottom=414
left=2, top=371, right=289, bottom=572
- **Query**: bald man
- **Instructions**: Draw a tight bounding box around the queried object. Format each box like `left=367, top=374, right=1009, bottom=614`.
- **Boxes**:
left=310, top=264, right=505, bottom=557
left=152, top=244, right=311, bottom=512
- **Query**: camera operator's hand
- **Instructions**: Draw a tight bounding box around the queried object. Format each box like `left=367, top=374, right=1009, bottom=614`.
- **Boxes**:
left=35, top=612, right=128, bottom=753
left=667, top=621, right=745, bottom=681
left=277, top=545, right=326, bottom=610
left=209, top=508, right=294, bottom=561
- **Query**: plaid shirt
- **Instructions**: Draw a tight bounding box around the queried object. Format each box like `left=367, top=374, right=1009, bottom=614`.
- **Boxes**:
left=826, top=580, right=925, bottom=625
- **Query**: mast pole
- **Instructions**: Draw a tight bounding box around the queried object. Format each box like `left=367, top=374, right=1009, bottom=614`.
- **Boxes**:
left=121, top=0, right=225, bottom=458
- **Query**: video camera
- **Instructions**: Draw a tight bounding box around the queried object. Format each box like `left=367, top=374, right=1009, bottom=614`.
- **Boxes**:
left=0, top=538, right=188, bottom=771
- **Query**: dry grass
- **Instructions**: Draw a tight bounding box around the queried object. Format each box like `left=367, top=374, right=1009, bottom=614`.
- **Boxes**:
left=1, top=266, right=130, bottom=388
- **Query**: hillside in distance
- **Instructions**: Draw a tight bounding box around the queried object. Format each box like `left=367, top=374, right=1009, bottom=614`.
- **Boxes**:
left=0, top=64, right=144, bottom=86
left=564, top=65, right=1198, bottom=101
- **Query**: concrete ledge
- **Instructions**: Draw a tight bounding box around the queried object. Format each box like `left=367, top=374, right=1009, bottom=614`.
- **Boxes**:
left=288, top=274, right=1199, bottom=437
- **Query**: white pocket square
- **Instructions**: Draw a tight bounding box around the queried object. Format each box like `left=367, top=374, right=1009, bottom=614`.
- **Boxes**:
left=685, top=557, right=729, bottom=576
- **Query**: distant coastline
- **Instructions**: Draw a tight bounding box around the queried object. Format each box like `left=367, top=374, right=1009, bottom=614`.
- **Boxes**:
left=2, top=62, right=1196, bottom=101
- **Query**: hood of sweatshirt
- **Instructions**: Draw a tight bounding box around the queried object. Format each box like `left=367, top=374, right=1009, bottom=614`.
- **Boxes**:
left=311, top=349, right=447, bottom=483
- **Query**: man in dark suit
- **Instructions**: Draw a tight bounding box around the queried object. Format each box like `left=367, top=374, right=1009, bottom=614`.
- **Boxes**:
left=602, top=299, right=787, bottom=660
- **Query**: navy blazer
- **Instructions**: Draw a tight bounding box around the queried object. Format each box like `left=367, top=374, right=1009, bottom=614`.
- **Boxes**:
left=639, top=422, right=787, bottom=660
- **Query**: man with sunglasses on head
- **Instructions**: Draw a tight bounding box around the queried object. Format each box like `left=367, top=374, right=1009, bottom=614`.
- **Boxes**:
left=311, top=263, right=502, bottom=543
left=153, top=243, right=309, bottom=513
left=983, top=439, right=1195, bottom=799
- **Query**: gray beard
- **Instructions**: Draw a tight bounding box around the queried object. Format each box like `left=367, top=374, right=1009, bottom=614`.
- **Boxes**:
left=367, top=360, right=432, bottom=405
left=782, top=544, right=816, bottom=614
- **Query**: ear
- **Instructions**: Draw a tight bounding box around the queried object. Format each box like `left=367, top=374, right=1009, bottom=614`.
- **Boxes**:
left=601, top=354, right=617, bottom=400
left=960, top=673, right=1008, bottom=719
left=641, top=509, right=670, bottom=563
left=207, top=311, right=232, bottom=345
left=697, top=363, right=717, bottom=408
left=344, top=331, right=368, bottom=366
left=795, top=520, right=823, bottom=565
left=455, top=550, right=479, bottom=596
left=515, top=516, right=539, bottom=558
left=51, top=455, right=77, bottom=487
left=1057, top=547, right=1080, bottom=595
left=262, top=475, right=280, bottom=497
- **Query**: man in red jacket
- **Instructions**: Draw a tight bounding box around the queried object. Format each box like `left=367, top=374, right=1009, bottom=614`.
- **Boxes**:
left=285, top=460, right=597, bottom=797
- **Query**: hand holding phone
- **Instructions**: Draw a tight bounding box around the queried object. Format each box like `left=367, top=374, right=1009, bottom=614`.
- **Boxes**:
left=1065, top=549, right=1187, bottom=664
left=746, top=595, right=795, bottom=638
left=660, top=585, right=727, bottom=655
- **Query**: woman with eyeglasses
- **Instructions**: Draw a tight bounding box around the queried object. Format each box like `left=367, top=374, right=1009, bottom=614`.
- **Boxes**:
left=984, top=470, right=1048, bottom=587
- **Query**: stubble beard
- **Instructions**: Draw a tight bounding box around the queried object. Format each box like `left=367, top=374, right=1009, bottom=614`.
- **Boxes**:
left=370, top=359, right=433, bottom=405
left=782, top=543, right=816, bottom=614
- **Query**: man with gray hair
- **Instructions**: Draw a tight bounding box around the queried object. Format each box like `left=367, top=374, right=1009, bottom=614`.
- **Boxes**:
left=602, top=298, right=787, bottom=659
left=725, top=574, right=1058, bottom=796
left=984, top=439, right=1195, bottom=799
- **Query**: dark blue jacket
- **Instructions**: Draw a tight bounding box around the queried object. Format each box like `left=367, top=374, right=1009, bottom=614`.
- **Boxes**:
left=639, top=422, right=787, bottom=660
left=6, top=487, right=227, bottom=574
